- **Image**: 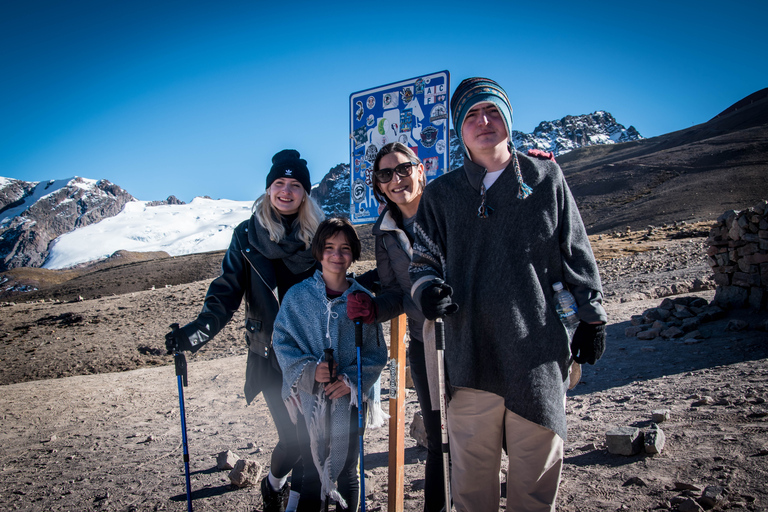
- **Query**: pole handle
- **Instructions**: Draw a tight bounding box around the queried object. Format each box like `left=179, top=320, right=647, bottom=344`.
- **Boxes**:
left=323, top=348, right=336, bottom=383
left=354, top=318, right=363, bottom=348
left=434, top=317, right=446, bottom=351
left=169, top=323, right=188, bottom=386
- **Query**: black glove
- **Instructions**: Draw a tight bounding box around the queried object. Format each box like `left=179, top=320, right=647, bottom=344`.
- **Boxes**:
left=420, top=280, right=459, bottom=320
left=165, top=324, right=191, bottom=354
left=570, top=321, right=606, bottom=365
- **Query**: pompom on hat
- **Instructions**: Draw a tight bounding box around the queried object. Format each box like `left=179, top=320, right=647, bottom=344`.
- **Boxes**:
left=266, top=149, right=312, bottom=193
left=450, top=77, right=514, bottom=155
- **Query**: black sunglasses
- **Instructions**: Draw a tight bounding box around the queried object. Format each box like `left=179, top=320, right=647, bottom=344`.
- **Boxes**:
left=374, top=161, right=416, bottom=184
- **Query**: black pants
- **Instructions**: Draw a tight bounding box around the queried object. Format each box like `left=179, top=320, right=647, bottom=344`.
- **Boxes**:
left=410, top=339, right=447, bottom=512
left=295, top=404, right=361, bottom=512
left=262, top=366, right=304, bottom=493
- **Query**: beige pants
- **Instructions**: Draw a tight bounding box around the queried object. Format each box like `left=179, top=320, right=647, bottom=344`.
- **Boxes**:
left=447, top=388, right=564, bottom=512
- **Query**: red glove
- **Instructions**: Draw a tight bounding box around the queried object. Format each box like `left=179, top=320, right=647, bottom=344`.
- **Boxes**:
left=347, top=292, right=377, bottom=324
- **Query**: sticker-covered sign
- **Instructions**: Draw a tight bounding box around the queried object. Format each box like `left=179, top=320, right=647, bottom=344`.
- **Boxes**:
left=349, top=71, right=450, bottom=224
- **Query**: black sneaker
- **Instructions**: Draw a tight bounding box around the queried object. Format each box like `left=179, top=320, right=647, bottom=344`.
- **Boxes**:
left=261, top=476, right=289, bottom=512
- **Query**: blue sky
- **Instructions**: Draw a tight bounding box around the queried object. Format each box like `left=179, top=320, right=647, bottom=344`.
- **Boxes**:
left=2, top=0, right=766, bottom=203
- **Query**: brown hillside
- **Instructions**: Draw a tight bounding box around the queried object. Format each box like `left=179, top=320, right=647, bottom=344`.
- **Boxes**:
left=559, top=90, right=768, bottom=234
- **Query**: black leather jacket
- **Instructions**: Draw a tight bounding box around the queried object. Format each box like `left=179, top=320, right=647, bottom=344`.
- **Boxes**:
left=181, top=215, right=317, bottom=403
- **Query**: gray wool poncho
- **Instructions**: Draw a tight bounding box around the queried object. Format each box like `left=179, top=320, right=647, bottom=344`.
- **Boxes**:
left=410, top=152, right=607, bottom=441
left=272, top=270, right=387, bottom=506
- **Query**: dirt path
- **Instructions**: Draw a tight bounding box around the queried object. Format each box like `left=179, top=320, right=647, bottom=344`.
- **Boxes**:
left=2, top=290, right=767, bottom=511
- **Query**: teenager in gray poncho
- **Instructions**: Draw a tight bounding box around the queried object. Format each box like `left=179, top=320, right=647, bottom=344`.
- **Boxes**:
left=273, top=217, right=387, bottom=512
left=410, top=77, right=608, bottom=512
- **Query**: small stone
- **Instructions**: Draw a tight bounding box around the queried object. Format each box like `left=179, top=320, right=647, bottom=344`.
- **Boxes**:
left=228, top=459, right=262, bottom=488
left=682, top=330, right=703, bottom=340
left=652, top=409, right=671, bottom=423
left=678, top=498, right=704, bottom=512
left=681, top=317, right=701, bottom=332
left=217, top=450, right=240, bottom=470
left=674, top=482, right=701, bottom=491
left=606, top=426, right=643, bottom=456
left=692, top=396, right=713, bottom=407
left=644, top=426, right=666, bottom=454
left=699, top=485, right=725, bottom=508
left=726, top=319, right=749, bottom=331
left=622, top=476, right=647, bottom=487
left=661, top=326, right=685, bottom=339
left=637, top=329, right=660, bottom=340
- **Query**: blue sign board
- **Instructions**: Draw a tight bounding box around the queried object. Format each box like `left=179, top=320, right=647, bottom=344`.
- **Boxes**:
left=349, top=71, right=450, bottom=224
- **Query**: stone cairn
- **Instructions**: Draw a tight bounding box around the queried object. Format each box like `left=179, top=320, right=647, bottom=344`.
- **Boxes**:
left=623, top=202, right=768, bottom=342
left=707, top=200, right=768, bottom=310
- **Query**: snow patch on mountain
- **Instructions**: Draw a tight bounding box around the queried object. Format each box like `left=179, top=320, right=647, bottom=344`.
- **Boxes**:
left=43, top=198, right=253, bottom=269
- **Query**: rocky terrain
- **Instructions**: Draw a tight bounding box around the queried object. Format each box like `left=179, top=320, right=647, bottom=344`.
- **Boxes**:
left=0, top=89, right=766, bottom=511
left=1, top=220, right=767, bottom=511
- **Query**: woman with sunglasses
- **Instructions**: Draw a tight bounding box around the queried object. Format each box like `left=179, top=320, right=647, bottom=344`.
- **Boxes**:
left=346, top=142, right=445, bottom=512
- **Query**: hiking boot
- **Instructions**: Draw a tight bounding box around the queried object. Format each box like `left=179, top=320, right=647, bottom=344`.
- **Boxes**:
left=261, top=476, right=289, bottom=512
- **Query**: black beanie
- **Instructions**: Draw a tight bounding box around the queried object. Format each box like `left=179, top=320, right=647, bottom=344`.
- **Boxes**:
left=266, top=149, right=311, bottom=193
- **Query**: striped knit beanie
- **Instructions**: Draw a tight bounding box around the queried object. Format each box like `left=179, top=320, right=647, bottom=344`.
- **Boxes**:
left=450, top=77, right=514, bottom=155
left=451, top=77, right=532, bottom=200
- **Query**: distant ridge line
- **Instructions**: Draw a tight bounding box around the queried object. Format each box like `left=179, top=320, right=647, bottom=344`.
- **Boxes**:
left=712, top=88, right=768, bottom=120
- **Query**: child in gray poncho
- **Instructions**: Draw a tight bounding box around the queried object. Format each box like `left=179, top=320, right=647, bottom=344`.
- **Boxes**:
left=273, top=217, right=387, bottom=511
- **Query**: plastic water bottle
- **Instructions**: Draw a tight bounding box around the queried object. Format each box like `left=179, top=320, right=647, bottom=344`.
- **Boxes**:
left=553, top=282, right=579, bottom=338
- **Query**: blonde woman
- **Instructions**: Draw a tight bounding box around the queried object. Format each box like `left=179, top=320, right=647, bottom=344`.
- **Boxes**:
left=166, top=149, right=325, bottom=512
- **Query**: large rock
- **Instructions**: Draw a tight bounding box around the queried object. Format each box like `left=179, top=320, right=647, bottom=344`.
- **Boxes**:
left=228, top=459, right=262, bottom=488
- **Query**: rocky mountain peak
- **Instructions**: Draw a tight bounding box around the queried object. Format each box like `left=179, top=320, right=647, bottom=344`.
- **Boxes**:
left=316, top=111, right=642, bottom=217
left=0, top=177, right=134, bottom=270
left=512, top=110, right=642, bottom=156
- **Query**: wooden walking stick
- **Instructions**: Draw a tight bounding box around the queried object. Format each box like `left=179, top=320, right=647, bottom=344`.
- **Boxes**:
left=388, top=314, right=407, bottom=512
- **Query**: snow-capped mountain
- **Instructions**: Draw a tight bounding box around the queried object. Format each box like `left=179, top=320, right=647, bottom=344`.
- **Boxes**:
left=318, top=111, right=643, bottom=216
left=42, top=198, right=253, bottom=269
left=0, top=177, right=134, bottom=270
left=0, top=110, right=641, bottom=271
left=512, top=110, right=642, bottom=156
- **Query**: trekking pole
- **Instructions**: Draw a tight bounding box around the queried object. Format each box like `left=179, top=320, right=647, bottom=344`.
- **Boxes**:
left=435, top=317, right=451, bottom=512
left=354, top=318, right=366, bottom=512
left=168, top=323, right=193, bottom=512
left=323, top=348, right=336, bottom=512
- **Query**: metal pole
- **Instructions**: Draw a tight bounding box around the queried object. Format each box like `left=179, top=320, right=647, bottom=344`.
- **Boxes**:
left=355, top=319, right=366, bottom=512
left=435, top=318, right=451, bottom=511
left=170, top=323, right=193, bottom=512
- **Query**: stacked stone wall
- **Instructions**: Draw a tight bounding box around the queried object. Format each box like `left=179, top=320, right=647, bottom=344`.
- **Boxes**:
left=707, top=200, right=768, bottom=309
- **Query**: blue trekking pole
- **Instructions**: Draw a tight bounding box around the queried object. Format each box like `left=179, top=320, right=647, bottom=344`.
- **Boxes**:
left=169, top=323, right=193, bottom=512
left=354, top=318, right=366, bottom=512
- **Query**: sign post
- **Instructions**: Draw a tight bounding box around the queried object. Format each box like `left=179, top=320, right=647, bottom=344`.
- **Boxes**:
left=349, top=71, right=450, bottom=224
